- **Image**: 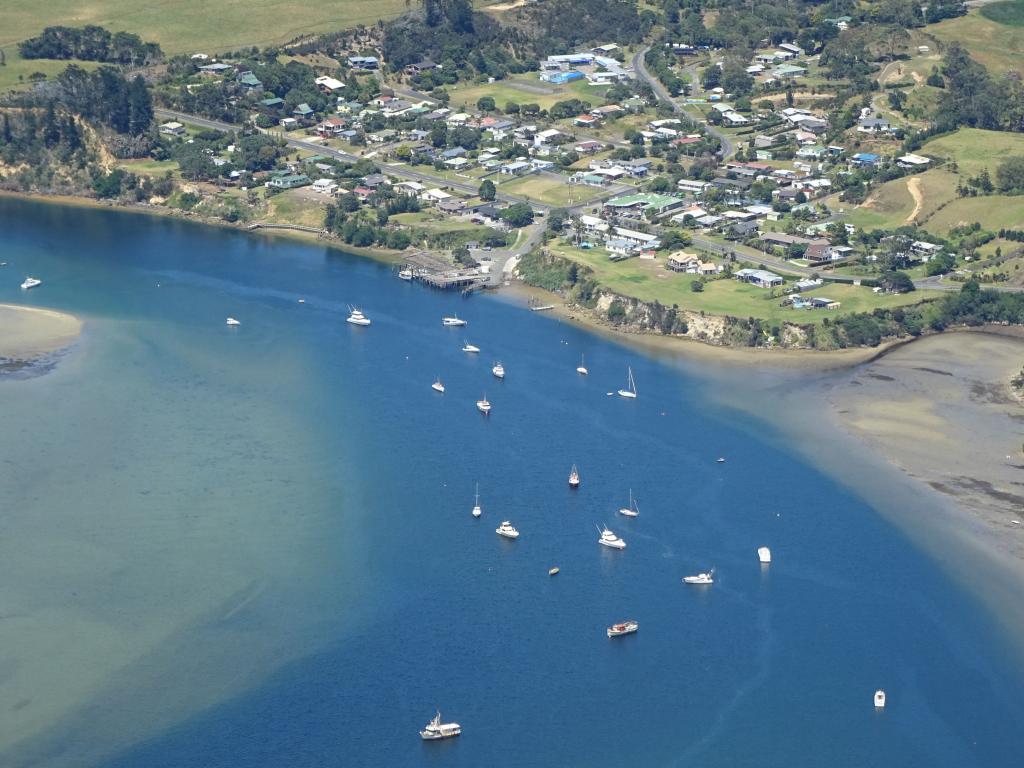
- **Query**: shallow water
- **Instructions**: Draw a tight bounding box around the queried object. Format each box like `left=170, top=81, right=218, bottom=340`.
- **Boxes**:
left=1, top=198, right=1022, bottom=767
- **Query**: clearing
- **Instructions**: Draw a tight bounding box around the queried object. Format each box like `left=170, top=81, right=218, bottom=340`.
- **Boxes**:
left=921, top=128, right=1024, bottom=177
left=448, top=74, right=608, bottom=112
left=929, top=8, right=1024, bottom=76
left=499, top=174, right=606, bottom=207
left=843, top=169, right=959, bottom=233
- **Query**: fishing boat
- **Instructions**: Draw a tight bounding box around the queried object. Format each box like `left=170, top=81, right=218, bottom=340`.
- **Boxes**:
left=618, top=489, right=640, bottom=518
left=20, top=276, right=42, bottom=290
left=576, top=354, right=588, bottom=376
left=618, top=367, right=637, bottom=399
left=568, top=464, right=580, bottom=488
left=225, top=317, right=241, bottom=327
left=346, top=307, right=371, bottom=326
left=476, top=395, right=491, bottom=414
left=607, top=620, right=638, bottom=638
left=432, top=377, right=445, bottom=394
left=874, top=690, right=886, bottom=709
left=492, top=361, right=505, bottom=379
left=548, top=566, right=560, bottom=576
left=420, top=711, right=461, bottom=740
left=443, top=315, right=467, bottom=327
left=398, top=267, right=413, bottom=281
left=495, top=520, right=519, bottom=539
left=598, top=526, right=626, bottom=550
left=462, top=341, right=480, bottom=353
left=758, top=546, right=771, bottom=564
left=683, top=570, right=714, bottom=585
left=471, top=484, right=482, bottom=518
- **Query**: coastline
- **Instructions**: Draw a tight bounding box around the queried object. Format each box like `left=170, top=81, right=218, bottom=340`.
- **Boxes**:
left=0, top=303, right=83, bottom=370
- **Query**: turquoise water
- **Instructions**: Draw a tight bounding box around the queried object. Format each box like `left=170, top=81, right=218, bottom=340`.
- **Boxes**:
left=1, top=198, right=1022, bottom=767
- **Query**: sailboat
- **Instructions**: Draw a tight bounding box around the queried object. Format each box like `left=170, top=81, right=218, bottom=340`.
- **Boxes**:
left=618, top=489, right=639, bottom=517
left=568, top=464, right=580, bottom=488
left=432, top=376, right=445, bottom=394
left=462, top=340, right=480, bottom=353
left=618, top=366, right=637, bottom=399
left=472, top=484, right=482, bottom=518
left=492, top=361, right=505, bottom=379
left=576, top=354, right=588, bottom=376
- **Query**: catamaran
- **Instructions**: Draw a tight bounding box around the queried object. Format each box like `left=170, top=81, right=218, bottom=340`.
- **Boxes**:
left=472, top=484, right=482, bottom=518
left=576, top=354, right=588, bottom=375
left=495, top=520, right=519, bottom=539
left=420, top=711, right=461, bottom=740
left=683, top=569, right=714, bottom=585
left=568, top=464, right=580, bottom=488
left=598, top=526, right=626, bottom=550
left=346, top=307, right=371, bottom=326
left=618, top=489, right=640, bottom=518
left=462, top=341, right=480, bottom=353
left=476, top=395, right=491, bottom=414
left=432, top=377, right=445, bottom=394
left=443, top=315, right=467, bottom=327
left=618, top=366, right=637, bottom=398
left=492, top=361, right=505, bottom=379
left=20, top=277, right=42, bottom=290
left=607, top=620, right=638, bottom=638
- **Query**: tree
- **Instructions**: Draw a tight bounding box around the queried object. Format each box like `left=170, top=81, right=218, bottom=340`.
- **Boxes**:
left=478, top=178, right=496, bottom=201
left=996, top=157, right=1024, bottom=194
left=499, top=202, right=534, bottom=228
left=477, top=96, right=495, bottom=112
left=690, top=278, right=705, bottom=292
left=648, top=176, right=670, bottom=193
left=883, top=270, right=915, bottom=293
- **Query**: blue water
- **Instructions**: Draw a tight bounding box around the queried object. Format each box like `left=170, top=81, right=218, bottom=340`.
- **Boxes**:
left=2, top=198, right=1023, bottom=767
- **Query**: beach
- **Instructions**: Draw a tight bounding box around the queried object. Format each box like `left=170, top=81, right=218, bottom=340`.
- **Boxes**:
left=0, top=303, right=82, bottom=365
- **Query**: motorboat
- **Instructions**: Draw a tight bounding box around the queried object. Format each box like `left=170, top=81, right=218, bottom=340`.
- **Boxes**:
left=432, top=377, right=445, bottom=394
left=472, top=484, right=482, bottom=518
left=443, top=315, right=467, bottom=327
left=298, top=298, right=305, bottom=304
left=225, top=317, right=241, bottom=326
left=874, top=690, right=886, bottom=709
left=576, top=354, right=588, bottom=375
left=618, top=366, right=637, bottom=398
left=20, top=277, right=42, bottom=290
left=420, top=711, right=461, bottom=740
left=568, top=464, right=580, bottom=488
left=618, top=489, right=639, bottom=518
left=476, top=395, right=491, bottom=414
left=462, top=341, right=480, bottom=353
left=346, top=307, right=371, bottom=326
left=492, top=361, right=505, bottom=379
left=548, top=566, right=560, bottom=576
left=598, top=526, right=626, bottom=550
left=398, top=268, right=413, bottom=281
left=607, top=620, right=638, bottom=638
left=683, top=570, right=714, bottom=585
left=495, top=520, right=519, bottom=539
left=717, top=457, right=726, bottom=463
left=758, top=546, right=772, bottom=564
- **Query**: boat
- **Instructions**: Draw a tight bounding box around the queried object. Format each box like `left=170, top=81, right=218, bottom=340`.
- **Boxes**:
left=420, top=711, right=462, bottom=740
left=472, top=484, right=482, bottom=518
left=607, top=620, right=638, bottom=638
left=443, top=315, right=467, bottom=327
left=618, top=489, right=640, bottom=518
left=716, top=457, right=726, bottom=463
left=346, top=307, right=371, bottom=326
left=598, top=526, right=626, bottom=550
left=548, top=566, right=560, bottom=576
left=758, top=546, right=771, bottom=564
left=576, top=354, right=588, bottom=376
left=431, top=377, right=445, bottom=394
left=20, top=277, right=42, bottom=290
left=683, top=570, right=714, bottom=585
left=462, top=341, right=480, bottom=353
left=476, top=395, right=491, bottom=414
left=492, top=361, right=505, bottom=379
left=398, top=268, right=413, bottom=281
left=495, top=520, right=519, bottom=539
left=298, top=298, right=305, bottom=304
left=568, top=464, right=580, bottom=488
left=225, top=317, right=241, bottom=326
left=874, top=690, right=886, bottom=709
left=618, top=367, right=637, bottom=399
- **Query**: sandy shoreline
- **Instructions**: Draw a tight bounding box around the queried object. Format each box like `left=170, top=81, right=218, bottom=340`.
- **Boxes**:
left=0, top=303, right=83, bottom=362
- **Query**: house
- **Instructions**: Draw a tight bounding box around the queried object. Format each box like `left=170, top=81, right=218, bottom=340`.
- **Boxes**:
left=159, top=121, right=186, bottom=137
left=471, top=203, right=506, bottom=227
left=279, top=117, right=299, bottom=130
left=721, top=111, right=749, bottom=126
left=437, top=199, right=466, bottom=214
left=198, top=62, right=231, bottom=75
left=267, top=174, right=310, bottom=190
left=317, top=117, right=347, bottom=137
left=312, top=179, right=338, bottom=195
left=260, top=97, right=284, bottom=110
left=731, top=220, right=760, bottom=237
left=444, top=157, right=470, bottom=169
left=604, top=193, right=684, bottom=218
left=575, top=140, right=603, bottom=154
left=541, top=70, right=585, bottom=84
left=605, top=238, right=635, bottom=258
left=851, top=152, right=881, bottom=167
left=612, top=226, right=661, bottom=250
left=760, top=232, right=815, bottom=248
left=771, top=63, right=807, bottom=79
left=857, top=117, right=891, bottom=134
left=395, top=181, right=427, bottom=195
left=898, top=153, right=931, bottom=169
left=292, top=103, right=314, bottom=119
left=618, top=158, right=653, bottom=178
left=778, top=43, right=804, bottom=56
left=362, top=174, right=389, bottom=188
left=574, top=114, right=600, bottom=128
left=667, top=252, right=720, bottom=274
left=592, top=105, right=624, bottom=118
left=623, top=97, right=647, bottom=113
left=500, top=161, right=533, bottom=177
left=677, top=179, right=709, bottom=195
left=347, top=56, right=379, bottom=70
left=571, top=172, right=610, bottom=187
left=810, top=297, right=840, bottom=310
left=422, top=188, right=453, bottom=204
left=579, top=214, right=609, bottom=234
left=315, top=76, right=345, bottom=92
left=237, top=72, right=263, bottom=90
left=735, top=268, right=783, bottom=288
left=530, top=158, right=555, bottom=172
left=405, top=60, right=438, bottom=75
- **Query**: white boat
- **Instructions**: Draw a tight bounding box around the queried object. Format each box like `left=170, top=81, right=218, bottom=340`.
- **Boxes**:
left=472, top=484, right=482, bottom=518
left=618, top=366, right=637, bottom=399
left=683, top=570, right=714, bottom=585
left=462, top=341, right=480, bottom=353
left=443, top=315, right=467, bottom=327
left=492, top=361, right=505, bottom=379
left=420, top=711, right=462, bottom=740
left=298, top=298, right=306, bottom=304
left=576, top=354, right=588, bottom=376
left=758, top=546, right=772, bottom=564
left=568, top=464, right=580, bottom=489
left=431, top=377, right=445, bottom=394
left=225, top=317, right=241, bottom=326
left=618, top=489, right=640, bottom=518
left=346, top=307, right=371, bottom=326
left=476, top=395, right=491, bottom=414
left=874, top=690, right=886, bottom=709
left=20, top=277, right=42, bottom=290
left=607, top=620, right=638, bottom=638
left=398, top=268, right=413, bottom=281
left=495, top=520, right=519, bottom=539
left=716, top=457, right=726, bottom=463
left=548, top=566, right=560, bottom=576
left=598, top=526, right=626, bottom=550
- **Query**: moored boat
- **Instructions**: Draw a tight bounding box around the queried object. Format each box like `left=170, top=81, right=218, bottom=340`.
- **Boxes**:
left=398, top=268, right=413, bottom=281
left=548, top=566, right=560, bottom=576
left=432, top=377, right=445, bottom=394
left=683, top=570, right=714, bottom=585
left=568, top=464, right=580, bottom=488
left=618, top=366, right=637, bottom=398
left=618, top=489, right=639, bottom=517
left=462, top=341, right=480, bottom=353
left=443, top=315, right=467, bottom=327
left=420, top=711, right=461, bottom=740
left=495, top=520, right=519, bottom=539
left=607, top=620, right=638, bottom=638
left=472, top=483, right=482, bottom=518
left=758, top=546, right=771, bottom=564
left=20, top=276, right=42, bottom=290
left=476, top=395, right=491, bottom=414
left=346, top=307, right=371, bottom=326
left=874, top=690, right=886, bottom=709
left=576, top=354, right=588, bottom=376
left=598, top=526, right=626, bottom=550
left=225, top=317, right=241, bottom=326
left=492, top=361, right=505, bottom=379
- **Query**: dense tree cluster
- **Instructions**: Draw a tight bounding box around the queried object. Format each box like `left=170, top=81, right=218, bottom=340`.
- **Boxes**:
left=19, top=25, right=162, bottom=65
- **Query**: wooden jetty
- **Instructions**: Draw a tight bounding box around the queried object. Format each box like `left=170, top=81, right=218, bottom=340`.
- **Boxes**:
left=400, top=251, right=487, bottom=292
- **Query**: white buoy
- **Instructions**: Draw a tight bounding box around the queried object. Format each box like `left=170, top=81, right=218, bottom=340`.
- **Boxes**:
left=874, top=690, right=886, bottom=709
left=758, top=546, right=771, bottom=564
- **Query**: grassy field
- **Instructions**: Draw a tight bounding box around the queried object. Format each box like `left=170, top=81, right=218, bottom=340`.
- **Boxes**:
left=447, top=74, right=608, bottom=112
left=499, top=174, right=604, bottom=206
left=980, top=0, right=1024, bottom=26
left=921, top=128, right=1024, bottom=177
left=924, top=194, right=1024, bottom=233
left=930, top=9, right=1024, bottom=76
left=0, top=0, right=411, bottom=53
left=844, top=170, right=959, bottom=232
left=262, top=190, right=326, bottom=228
left=549, top=243, right=936, bottom=324
left=0, top=48, right=101, bottom=92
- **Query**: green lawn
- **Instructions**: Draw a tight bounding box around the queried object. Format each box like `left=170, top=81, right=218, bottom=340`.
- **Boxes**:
left=0, top=48, right=100, bottom=92
left=499, top=174, right=604, bottom=206
left=930, top=9, right=1024, bottom=76
left=0, top=0, right=412, bottom=53
left=262, top=190, right=326, bottom=228
left=925, top=194, right=1024, bottom=233
left=844, top=169, right=959, bottom=233
left=921, top=128, right=1024, bottom=177
left=448, top=74, right=609, bottom=112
